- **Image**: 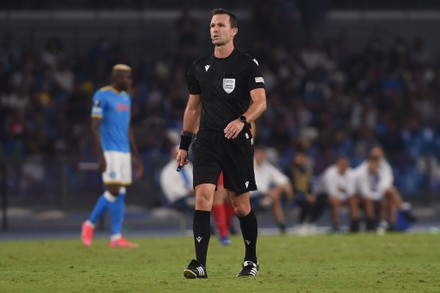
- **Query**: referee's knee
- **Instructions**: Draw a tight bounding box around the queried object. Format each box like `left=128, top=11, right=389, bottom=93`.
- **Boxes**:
left=195, top=195, right=214, bottom=210
left=234, top=203, right=251, bottom=217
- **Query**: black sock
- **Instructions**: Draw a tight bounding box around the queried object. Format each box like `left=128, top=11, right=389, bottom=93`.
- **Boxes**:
left=365, top=218, right=376, bottom=231
left=193, top=210, right=211, bottom=267
left=238, top=209, right=258, bottom=263
left=299, top=201, right=310, bottom=223
left=277, top=222, right=286, bottom=234
left=350, top=219, right=360, bottom=232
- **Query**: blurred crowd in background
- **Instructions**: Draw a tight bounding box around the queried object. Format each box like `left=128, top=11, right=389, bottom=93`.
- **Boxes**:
left=1, top=1, right=440, bottom=206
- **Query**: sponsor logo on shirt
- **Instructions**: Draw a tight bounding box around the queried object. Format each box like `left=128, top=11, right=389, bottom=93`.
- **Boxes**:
left=115, top=103, right=130, bottom=112
left=205, top=65, right=210, bottom=72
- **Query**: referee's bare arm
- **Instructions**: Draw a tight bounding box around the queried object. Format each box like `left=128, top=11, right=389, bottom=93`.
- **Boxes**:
left=224, top=88, right=267, bottom=139
left=176, top=94, right=202, bottom=167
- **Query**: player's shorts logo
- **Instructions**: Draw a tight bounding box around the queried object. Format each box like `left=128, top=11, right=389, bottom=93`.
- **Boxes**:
left=222, top=78, right=235, bottom=94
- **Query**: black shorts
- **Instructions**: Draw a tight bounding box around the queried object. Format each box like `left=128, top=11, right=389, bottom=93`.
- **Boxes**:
left=192, top=129, right=256, bottom=195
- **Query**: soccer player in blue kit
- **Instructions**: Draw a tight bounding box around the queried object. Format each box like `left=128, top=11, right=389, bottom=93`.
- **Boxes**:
left=81, top=64, right=144, bottom=248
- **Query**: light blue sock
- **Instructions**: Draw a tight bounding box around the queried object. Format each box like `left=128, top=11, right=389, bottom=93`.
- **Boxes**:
left=110, top=194, right=126, bottom=236
left=88, top=191, right=115, bottom=225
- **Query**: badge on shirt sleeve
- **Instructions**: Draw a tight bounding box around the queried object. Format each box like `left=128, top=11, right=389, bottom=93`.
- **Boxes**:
left=223, top=78, right=236, bottom=94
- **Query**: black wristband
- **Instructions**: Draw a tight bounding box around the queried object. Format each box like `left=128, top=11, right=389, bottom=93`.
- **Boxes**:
left=181, top=131, right=194, bottom=137
left=179, top=132, right=194, bottom=151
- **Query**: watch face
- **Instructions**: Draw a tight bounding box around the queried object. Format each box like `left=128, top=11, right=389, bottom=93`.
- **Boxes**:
left=240, top=115, right=247, bottom=123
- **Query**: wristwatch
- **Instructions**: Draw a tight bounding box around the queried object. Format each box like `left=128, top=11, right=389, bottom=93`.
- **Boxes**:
left=239, top=115, right=248, bottom=124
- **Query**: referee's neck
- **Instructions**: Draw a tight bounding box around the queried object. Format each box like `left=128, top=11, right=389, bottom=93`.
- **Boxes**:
left=214, top=44, right=234, bottom=59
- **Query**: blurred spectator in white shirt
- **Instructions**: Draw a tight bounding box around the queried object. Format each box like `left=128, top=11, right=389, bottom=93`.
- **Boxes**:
left=52, top=61, right=74, bottom=93
left=251, top=144, right=293, bottom=234
left=317, top=156, right=356, bottom=232
left=160, top=146, right=194, bottom=211
left=354, top=145, right=403, bottom=231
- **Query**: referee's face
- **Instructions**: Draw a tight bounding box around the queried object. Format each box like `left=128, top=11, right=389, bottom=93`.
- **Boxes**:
left=210, top=14, right=237, bottom=47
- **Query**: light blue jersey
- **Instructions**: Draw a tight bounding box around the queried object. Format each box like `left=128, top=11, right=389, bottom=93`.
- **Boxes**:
left=91, top=86, right=131, bottom=153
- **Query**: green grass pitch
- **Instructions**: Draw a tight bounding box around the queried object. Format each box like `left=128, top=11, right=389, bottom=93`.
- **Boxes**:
left=1, top=233, right=439, bottom=292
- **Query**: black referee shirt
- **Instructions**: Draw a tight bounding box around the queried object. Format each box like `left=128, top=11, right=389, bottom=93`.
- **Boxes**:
left=187, top=49, right=265, bottom=132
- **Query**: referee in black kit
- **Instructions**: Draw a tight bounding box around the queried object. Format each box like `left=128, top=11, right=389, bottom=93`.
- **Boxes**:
left=176, top=8, right=267, bottom=278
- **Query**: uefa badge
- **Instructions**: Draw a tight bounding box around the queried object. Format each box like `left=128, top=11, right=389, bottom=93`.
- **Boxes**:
left=222, top=78, right=236, bottom=94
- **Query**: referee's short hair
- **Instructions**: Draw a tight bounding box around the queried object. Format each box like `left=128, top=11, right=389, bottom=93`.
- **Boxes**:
left=212, top=8, right=238, bottom=28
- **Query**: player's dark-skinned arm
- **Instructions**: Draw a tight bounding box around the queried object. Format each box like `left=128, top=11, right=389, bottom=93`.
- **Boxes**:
left=129, top=127, right=144, bottom=179
left=176, top=94, right=201, bottom=168
left=224, top=88, right=267, bottom=139
left=92, top=118, right=106, bottom=172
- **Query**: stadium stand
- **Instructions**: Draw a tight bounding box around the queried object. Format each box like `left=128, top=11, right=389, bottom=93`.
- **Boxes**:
left=1, top=2, right=440, bottom=231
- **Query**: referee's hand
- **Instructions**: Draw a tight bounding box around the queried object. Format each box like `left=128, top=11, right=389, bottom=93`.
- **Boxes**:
left=176, top=149, right=189, bottom=171
left=224, top=119, right=245, bottom=139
